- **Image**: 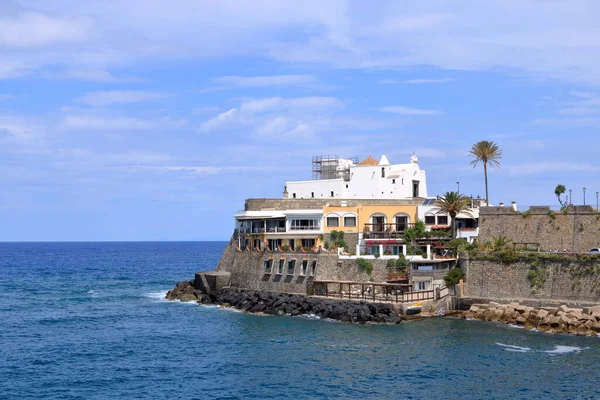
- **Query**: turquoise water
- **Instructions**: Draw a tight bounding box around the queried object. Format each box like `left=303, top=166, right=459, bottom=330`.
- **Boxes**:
left=1, top=242, right=598, bottom=399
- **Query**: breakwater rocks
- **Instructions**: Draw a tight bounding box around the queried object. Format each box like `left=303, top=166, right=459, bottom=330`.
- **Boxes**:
left=460, top=302, right=600, bottom=336
left=166, top=281, right=402, bottom=324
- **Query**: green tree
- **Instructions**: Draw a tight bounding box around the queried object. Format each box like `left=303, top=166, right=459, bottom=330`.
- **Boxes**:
left=470, top=140, right=502, bottom=205
left=435, top=191, right=473, bottom=239
left=554, top=184, right=567, bottom=208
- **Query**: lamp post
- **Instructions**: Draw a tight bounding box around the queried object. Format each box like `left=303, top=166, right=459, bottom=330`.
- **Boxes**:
left=569, top=189, right=572, bottom=205
left=583, top=187, right=586, bottom=205
left=596, top=191, right=599, bottom=210
left=457, top=181, right=460, bottom=195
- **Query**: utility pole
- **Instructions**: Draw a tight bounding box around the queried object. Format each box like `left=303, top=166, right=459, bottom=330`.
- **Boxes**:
left=583, top=187, right=586, bottom=205
left=456, top=181, right=460, bottom=195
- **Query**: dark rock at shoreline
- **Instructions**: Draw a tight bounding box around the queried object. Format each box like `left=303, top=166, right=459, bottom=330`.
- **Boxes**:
left=166, top=282, right=402, bottom=324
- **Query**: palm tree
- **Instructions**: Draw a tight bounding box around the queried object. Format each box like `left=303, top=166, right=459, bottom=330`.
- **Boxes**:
left=470, top=140, right=502, bottom=205
left=435, top=191, right=473, bottom=239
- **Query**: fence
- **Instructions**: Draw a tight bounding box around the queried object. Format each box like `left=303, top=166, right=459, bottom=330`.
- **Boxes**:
left=312, top=280, right=447, bottom=303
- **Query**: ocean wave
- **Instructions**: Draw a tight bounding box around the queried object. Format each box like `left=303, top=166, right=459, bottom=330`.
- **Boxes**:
left=496, top=343, right=532, bottom=353
left=144, top=291, right=168, bottom=301
left=542, top=345, right=586, bottom=355
left=496, top=343, right=587, bottom=355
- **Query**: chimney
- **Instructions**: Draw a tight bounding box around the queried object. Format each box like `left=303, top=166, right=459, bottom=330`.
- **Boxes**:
left=511, top=201, right=517, bottom=211
left=499, top=202, right=504, bottom=207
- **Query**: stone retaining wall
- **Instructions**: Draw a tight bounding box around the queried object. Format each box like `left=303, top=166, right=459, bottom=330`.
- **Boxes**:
left=216, top=240, right=393, bottom=294
left=479, top=205, right=600, bottom=252
left=462, top=252, right=600, bottom=303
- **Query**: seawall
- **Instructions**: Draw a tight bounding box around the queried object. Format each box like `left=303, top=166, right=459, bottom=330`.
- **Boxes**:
left=461, top=252, right=600, bottom=305
left=479, top=205, right=600, bottom=253
left=216, top=237, right=395, bottom=294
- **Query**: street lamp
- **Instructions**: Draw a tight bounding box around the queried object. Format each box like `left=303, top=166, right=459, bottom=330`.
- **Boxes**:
left=584, top=187, right=586, bottom=205
left=596, top=191, right=599, bottom=210
left=457, top=181, right=460, bottom=195
left=569, top=189, right=572, bottom=205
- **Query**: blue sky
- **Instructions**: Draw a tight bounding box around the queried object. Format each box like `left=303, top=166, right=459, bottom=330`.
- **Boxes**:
left=2, top=0, right=600, bottom=241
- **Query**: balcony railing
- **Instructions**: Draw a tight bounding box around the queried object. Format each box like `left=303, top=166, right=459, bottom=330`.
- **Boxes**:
left=289, top=226, right=321, bottom=231
left=363, top=223, right=415, bottom=239
left=239, top=227, right=286, bottom=234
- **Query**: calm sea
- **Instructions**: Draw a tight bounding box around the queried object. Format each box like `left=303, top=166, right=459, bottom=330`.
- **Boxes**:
left=1, top=242, right=598, bottom=399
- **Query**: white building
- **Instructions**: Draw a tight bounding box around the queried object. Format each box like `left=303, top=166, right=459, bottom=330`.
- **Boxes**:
left=285, top=153, right=428, bottom=200
left=417, top=198, right=482, bottom=243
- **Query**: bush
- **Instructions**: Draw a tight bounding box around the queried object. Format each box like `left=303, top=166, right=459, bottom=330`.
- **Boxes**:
left=396, top=254, right=409, bottom=269
left=324, top=241, right=329, bottom=250
left=386, top=259, right=396, bottom=269
left=280, top=245, right=289, bottom=251
left=447, top=238, right=468, bottom=254
left=374, top=253, right=381, bottom=259
left=444, top=267, right=465, bottom=286
left=357, top=258, right=373, bottom=275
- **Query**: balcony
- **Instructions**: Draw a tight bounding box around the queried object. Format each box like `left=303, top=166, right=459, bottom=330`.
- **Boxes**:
left=363, top=223, right=415, bottom=240
left=238, top=227, right=286, bottom=234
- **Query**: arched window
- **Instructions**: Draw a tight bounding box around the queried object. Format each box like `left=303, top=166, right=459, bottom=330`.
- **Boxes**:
left=369, top=213, right=387, bottom=232
left=393, top=213, right=411, bottom=232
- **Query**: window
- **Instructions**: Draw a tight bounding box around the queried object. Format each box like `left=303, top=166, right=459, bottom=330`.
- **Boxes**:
left=381, top=167, right=385, bottom=178
left=264, top=259, right=273, bottom=272
left=412, top=181, right=419, bottom=197
left=344, top=216, right=356, bottom=227
left=287, top=259, right=296, bottom=274
left=288, top=240, right=295, bottom=251
left=416, top=281, right=429, bottom=291
left=326, top=216, right=339, bottom=227
left=330, top=191, right=334, bottom=197
left=301, top=238, right=315, bottom=248
left=437, top=215, right=449, bottom=225
left=346, top=184, right=348, bottom=189
left=425, top=215, right=436, bottom=225
left=310, top=261, right=317, bottom=275
left=278, top=259, right=285, bottom=274
left=395, top=216, right=408, bottom=231
left=392, top=179, right=396, bottom=184
left=311, top=192, right=314, bottom=198
left=290, top=219, right=320, bottom=231
left=293, top=193, right=296, bottom=198
left=301, top=260, right=308, bottom=275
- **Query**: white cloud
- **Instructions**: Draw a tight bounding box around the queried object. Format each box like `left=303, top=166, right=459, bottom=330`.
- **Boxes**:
left=60, top=68, right=142, bottom=83
left=213, top=74, right=316, bottom=87
left=0, top=11, right=92, bottom=48
left=0, top=115, right=42, bottom=142
left=5, top=2, right=600, bottom=84
left=379, top=78, right=455, bottom=84
left=78, top=90, right=169, bottom=106
left=199, top=108, right=239, bottom=132
left=61, top=115, right=186, bottom=131
left=504, top=162, right=600, bottom=176
left=379, top=106, right=442, bottom=115
left=199, top=97, right=341, bottom=133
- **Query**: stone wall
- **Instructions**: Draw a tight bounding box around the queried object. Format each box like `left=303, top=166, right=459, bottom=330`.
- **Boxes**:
left=478, top=205, right=600, bottom=252
left=215, top=240, right=392, bottom=294
left=462, top=252, right=600, bottom=304
left=322, top=232, right=359, bottom=253
left=245, top=198, right=423, bottom=211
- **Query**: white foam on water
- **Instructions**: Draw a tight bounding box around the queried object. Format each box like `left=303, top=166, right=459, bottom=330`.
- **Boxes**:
left=295, top=313, right=321, bottom=320
left=145, top=291, right=169, bottom=301
left=542, top=345, right=586, bottom=355
left=507, top=324, right=524, bottom=329
left=496, top=343, right=532, bottom=353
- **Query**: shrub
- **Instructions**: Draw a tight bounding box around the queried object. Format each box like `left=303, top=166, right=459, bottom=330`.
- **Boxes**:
left=280, top=245, right=289, bottom=251
left=357, top=258, right=373, bottom=275
left=386, top=259, right=396, bottom=269
left=396, top=254, right=409, bottom=269
left=444, top=267, right=465, bottom=286
left=324, top=241, right=329, bottom=250
left=374, top=253, right=381, bottom=259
